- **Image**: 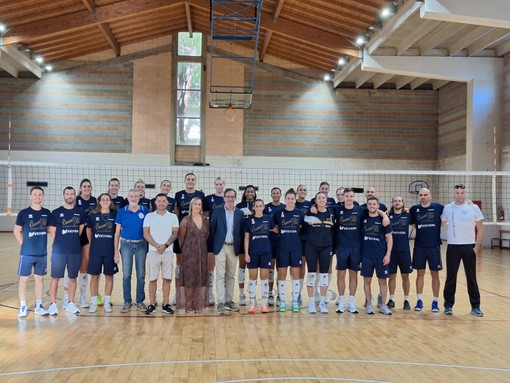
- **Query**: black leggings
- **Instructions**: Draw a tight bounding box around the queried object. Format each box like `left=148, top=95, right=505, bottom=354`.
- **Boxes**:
left=305, top=243, right=332, bottom=273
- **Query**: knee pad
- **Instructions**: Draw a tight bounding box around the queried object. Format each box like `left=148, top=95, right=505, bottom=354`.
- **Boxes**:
left=319, top=273, right=329, bottom=287
left=307, top=272, right=317, bottom=287
left=238, top=267, right=246, bottom=284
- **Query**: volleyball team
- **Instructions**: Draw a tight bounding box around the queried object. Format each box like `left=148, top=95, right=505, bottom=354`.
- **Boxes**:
left=15, top=173, right=483, bottom=318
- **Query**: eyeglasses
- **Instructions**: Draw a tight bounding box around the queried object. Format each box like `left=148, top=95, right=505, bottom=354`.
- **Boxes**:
left=454, top=184, right=465, bottom=189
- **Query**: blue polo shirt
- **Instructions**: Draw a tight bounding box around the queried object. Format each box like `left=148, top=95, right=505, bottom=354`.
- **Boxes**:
left=115, top=205, right=149, bottom=240
left=50, top=206, right=86, bottom=254
left=16, top=207, right=51, bottom=256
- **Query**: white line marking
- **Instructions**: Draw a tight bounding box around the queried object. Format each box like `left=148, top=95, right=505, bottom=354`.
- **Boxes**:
left=1, top=358, right=509, bottom=377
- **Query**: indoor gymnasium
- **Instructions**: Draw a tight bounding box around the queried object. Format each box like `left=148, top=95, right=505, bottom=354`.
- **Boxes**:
left=0, top=1, right=510, bottom=382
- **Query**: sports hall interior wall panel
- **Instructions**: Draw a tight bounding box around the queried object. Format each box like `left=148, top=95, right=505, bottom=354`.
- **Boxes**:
left=503, top=53, right=510, bottom=151
left=437, top=82, right=467, bottom=161
left=243, top=69, right=438, bottom=161
left=0, top=63, right=133, bottom=153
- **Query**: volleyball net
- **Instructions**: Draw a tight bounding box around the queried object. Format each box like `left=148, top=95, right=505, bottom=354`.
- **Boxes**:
left=1, top=160, right=509, bottom=224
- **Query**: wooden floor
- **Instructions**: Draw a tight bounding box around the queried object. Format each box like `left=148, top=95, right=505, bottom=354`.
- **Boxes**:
left=1, top=232, right=510, bottom=383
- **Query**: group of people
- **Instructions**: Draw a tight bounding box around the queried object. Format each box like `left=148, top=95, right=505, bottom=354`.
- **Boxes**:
left=14, top=174, right=485, bottom=319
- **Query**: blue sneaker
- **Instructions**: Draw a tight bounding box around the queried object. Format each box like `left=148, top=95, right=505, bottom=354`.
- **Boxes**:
left=431, top=301, right=440, bottom=312
left=444, top=307, right=453, bottom=315
left=279, top=301, right=286, bottom=312
left=291, top=301, right=299, bottom=312
left=414, top=299, right=423, bottom=311
left=470, top=308, right=484, bottom=317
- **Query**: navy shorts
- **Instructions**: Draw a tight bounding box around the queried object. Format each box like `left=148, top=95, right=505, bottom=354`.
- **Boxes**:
left=336, top=246, right=361, bottom=271
left=389, top=251, right=413, bottom=275
left=247, top=253, right=272, bottom=269
left=18, top=255, right=47, bottom=277
left=51, top=253, right=82, bottom=278
left=361, top=257, right=390, bottom=279
left=87, top=255, right=119, bottom=276
left=412, top=246, right=442, bottom=271
left=277, top=250, right=302, bottom=268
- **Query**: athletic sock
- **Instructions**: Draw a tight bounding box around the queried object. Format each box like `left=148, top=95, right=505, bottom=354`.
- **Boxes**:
left=291, top=279, right=300, bottom=302
left=261, top=279, right=269, bottom=306
left=248, top=280, right=257, bottom=300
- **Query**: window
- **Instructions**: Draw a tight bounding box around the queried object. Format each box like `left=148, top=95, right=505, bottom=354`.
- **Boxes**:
left=176, top=32, right=203, bottom=146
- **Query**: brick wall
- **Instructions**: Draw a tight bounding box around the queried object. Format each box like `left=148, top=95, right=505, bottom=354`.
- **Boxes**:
left=437, top=82, right=467, bottom=161
left=243, top=70, right=438, bottom=161
left=0, top=64, right=133, bottom=153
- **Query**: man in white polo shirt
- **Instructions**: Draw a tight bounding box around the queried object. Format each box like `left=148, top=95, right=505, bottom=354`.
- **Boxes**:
left=441, top=184, right=484, bottom=317
left=143, top=193, right=179, bottom=315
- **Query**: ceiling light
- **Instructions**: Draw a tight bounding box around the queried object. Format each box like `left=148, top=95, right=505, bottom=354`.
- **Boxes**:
left=337, top=56, right=348, bottom=66
left=324, top=73, right=332, bottom=81
left=0, top=23, right=6, bottom=33
left=381, top=6, right=394, bottom=18
left=44, top=64, right=53, bottom=72
left=355, top=34, right=368, bottom=47
left=34, top=55, right=44, bottom=64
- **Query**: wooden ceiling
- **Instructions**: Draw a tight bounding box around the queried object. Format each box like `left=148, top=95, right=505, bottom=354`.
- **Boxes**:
left=1, top=0, right=510, bottom=89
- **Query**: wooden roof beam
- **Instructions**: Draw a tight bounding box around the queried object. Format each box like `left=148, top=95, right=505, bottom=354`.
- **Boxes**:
left=260, top=0, right=284, bottom=61
left=3, top=0, right=189, bottom=44
left=98, top=23, right=120, bottom=56
left=81, top=0, right=96, bottom=13
left=185, top=2, right=193, bottom=37
left=272, top=0, right=285, bottom=22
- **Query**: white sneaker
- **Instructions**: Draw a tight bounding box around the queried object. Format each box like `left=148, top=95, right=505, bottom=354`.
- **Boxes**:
left=18, top=305, right=28, bottom=318
left=48, top=303, right=59, bottom=316
left=336, top=300, right=345, bottom=313
left=239, top=293, right=246, bottom=306
left=308, top=303, right=317, bottom=314
left=88, top=304, right=97, bottom=313
left=366, top=305, right=375, bottom=315
left=348, top=303, right=359, bottom=314
left=104, top=303, right=113, bottom=313
left=319, top=302, right=329, bottom=314
left=34, top=305, right=49, bottom=316
left=65, top=301, right=80, bottom=314
left=79, top=296, right=89, bottom=308
left=172, top=295, right=177, bottom=305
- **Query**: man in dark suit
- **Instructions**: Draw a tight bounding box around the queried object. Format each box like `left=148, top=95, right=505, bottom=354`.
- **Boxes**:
left=210, top=188, right=245, bottom=314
